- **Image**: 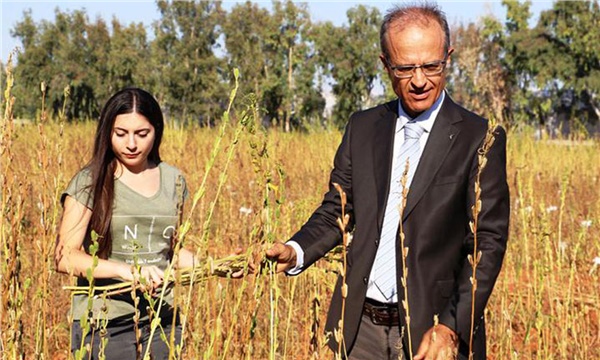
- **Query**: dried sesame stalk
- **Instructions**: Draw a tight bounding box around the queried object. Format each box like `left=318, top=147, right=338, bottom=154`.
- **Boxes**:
left=398, top=160, right=413, bottom=359
left=468, top=125, right=497, bottom=359
left=332, top=182, right=351, bottom=359
left=0, top=52, right=27, bottom=360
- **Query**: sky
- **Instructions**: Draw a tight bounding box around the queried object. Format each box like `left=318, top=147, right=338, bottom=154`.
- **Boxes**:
left=1, top=0, right=555, bottom=64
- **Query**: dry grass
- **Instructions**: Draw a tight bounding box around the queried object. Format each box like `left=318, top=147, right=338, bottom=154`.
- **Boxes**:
left=1, top=78, right=599, bottom=359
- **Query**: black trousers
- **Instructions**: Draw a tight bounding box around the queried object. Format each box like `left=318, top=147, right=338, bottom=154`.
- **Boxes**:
left=71, top=316, right=182, bottom=360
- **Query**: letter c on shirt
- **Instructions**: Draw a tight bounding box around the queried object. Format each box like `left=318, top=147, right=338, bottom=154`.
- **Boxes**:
left=162, top=225, right=175, bottom=239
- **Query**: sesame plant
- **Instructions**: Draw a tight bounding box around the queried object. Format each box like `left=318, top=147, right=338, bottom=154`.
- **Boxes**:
left=1, top=52, right=27, bottom=360
left=398, top=160, right=414, bottom=359
left=1, top=61, right=599, bottom=359
left=331, top=182, right=350, bottom=360
left=467, top=124, right=497, bottom=359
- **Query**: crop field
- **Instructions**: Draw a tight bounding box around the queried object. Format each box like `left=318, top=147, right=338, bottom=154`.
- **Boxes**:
left=1, top=82, right=599, bottom=360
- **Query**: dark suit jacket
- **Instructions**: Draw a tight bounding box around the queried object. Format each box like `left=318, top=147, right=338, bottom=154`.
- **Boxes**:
left=290, top=95, right=509, bottom=359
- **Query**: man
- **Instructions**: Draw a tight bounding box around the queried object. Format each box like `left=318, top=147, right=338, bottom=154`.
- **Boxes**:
left=266, top=4, right=509, bottom=360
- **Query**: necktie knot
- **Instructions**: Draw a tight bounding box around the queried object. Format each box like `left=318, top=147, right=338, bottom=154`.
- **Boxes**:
left=404, top=122, right=425, bottom=140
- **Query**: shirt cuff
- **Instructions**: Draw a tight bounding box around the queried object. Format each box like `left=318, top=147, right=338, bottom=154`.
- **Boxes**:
left=284, top=240, right=304, bottom=275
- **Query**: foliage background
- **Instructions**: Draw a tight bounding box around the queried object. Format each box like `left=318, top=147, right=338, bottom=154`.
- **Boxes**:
left=1, top=1, right=600, bottom=359
left=1, top=101, right=599, bottom=359
left=3, top=0, right=599, bottom=132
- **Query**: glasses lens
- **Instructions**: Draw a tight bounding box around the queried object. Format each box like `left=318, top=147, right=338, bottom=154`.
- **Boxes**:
left=422, top=61, right=445, bottom=75
left=390, top=58, right=446, bottom=78
left=394, top=66, right=415, bottom=78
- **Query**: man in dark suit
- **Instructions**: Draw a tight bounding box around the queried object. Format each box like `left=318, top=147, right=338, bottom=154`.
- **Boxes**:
left=266, top=4, right=509, bottom=360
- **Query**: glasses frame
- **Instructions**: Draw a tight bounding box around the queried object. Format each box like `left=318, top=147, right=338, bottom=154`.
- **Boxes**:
left=386, top=53, right=450, bottom=79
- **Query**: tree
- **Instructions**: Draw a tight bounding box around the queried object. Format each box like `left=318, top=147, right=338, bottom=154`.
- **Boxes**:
left=105, top=19, right=151, bottom=99
left=448, top=0, right=600, bottom=133
left=272, top=0, right=316, bottom=131
left=11, top=9, right=51, bottom=118
left=447, top=17, right=509, bottom=124
left=533, top=0, right=600, bottom=127
left=469, top=0, right=600, bottom=131
left=222, top=1, right=276, bottom=123
left=313, top=5, right=382, bottom=128
left=152, top=0, right=226, bottom=125
left=11, top=9, right=114, bottom=120
left=500, top=0, right=548, bottom=126
left=49, top=9, right=99, bottom=119
left=86, top=16, right=112, bottom=107
left=222, top=0, right=324, bottom=130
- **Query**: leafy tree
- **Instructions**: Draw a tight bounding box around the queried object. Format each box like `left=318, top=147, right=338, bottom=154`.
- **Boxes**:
left=48, top=9, right=99, bottom=119
left=449, top=0, right=600, bottom=132
left=447, top=1, right=539, bottom=127
left=500, top=0, right=547, bottom=126
left=222, top=0, right=323, bottom=130
left=533, top=0, right=600, bottom=126
left=10, top=9, right=50, bottom=118
left=272, top=0, right=316, bottom=131
left=222, top=1, right=276, bottom=122
left=11, top=9, right=113, bottom=120
left=105, top=19, right=151, bottom=99
left=470, top=0, right=600, bottom=130
left=86, top=16, right=111, bottom=108
left=313, top=5, right=382, bottom=128
left=291, top=27, right=326, bottom=128
left=448, top=18, right=509, bottom=124
left=152, top=0, right=226, bottom=126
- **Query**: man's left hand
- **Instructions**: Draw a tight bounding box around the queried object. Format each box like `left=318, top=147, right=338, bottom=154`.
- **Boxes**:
left=413, top=323, right=458, bottom=360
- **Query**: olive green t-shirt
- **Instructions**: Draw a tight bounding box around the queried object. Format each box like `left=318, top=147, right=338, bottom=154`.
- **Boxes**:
left=62, top=162, right=188, bottom=321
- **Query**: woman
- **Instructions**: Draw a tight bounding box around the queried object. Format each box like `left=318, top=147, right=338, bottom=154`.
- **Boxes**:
left=55, top=88, right=197, bottom=359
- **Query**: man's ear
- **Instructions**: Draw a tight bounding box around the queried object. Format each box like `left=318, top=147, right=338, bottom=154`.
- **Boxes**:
left=446, top=48, right=455, bottom=65
left=379, top=53, right=389, bottom=70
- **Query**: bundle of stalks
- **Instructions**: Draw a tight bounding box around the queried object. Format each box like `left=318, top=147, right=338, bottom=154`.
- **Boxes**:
left=63, top=254, right=248, bottom=297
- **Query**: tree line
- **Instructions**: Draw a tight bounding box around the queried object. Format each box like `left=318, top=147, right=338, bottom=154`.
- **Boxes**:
left=3, top=0, right=599, bottom=132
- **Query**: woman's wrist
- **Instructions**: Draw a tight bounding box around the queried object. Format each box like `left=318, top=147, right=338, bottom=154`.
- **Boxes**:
left=115, top=262, right=134, bottom=282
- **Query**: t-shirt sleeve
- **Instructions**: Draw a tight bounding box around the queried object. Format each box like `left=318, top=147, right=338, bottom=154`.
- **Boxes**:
left=61, top=169, right=93, bottom=209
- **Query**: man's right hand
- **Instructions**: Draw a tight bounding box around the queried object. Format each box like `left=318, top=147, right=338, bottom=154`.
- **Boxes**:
left=265, top=242, right=297, bottom=273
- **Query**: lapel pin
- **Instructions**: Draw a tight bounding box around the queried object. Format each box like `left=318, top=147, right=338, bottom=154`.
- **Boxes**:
left=449, top=134, right=455, bottom=140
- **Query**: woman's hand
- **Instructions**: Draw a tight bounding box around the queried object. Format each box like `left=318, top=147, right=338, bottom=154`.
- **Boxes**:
left=138, top=265, right=165, bottom=289
left=119, top=264, right=165, bottom=291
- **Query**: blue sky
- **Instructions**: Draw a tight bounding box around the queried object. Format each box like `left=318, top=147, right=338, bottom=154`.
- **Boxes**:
left=1, top=0, right=554, bottom=63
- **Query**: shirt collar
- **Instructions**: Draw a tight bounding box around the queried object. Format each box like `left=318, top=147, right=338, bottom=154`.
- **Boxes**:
left=397, top=91, right=445, bottom=134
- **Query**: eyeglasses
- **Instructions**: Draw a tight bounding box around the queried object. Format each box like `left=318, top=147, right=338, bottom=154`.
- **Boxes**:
left=386, top=54, right=449, bottom=79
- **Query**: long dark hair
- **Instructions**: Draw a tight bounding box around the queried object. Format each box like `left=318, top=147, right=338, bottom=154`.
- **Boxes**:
left=87, top=88, right=164, bottom=258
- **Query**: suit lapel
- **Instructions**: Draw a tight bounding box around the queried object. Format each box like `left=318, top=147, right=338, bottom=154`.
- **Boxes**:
left=402, top=96, right=463, bottom=220
left=374, top=100, right=399, bottom=230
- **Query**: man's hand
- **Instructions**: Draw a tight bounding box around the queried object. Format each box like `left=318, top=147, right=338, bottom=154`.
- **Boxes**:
left=413, top=323, right=458, bottom=360
left=265, top=242, right=297, bottom=273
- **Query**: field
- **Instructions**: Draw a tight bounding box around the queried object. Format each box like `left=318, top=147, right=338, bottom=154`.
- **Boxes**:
left=1, top=87, right=600, bottom=360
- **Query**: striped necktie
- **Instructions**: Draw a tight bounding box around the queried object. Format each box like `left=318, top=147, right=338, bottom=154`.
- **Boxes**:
left=372, top=121, right=425, bottom=301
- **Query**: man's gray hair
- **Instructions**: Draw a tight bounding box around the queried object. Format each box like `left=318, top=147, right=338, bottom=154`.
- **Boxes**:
left=380, top=2, right=451, bottom=61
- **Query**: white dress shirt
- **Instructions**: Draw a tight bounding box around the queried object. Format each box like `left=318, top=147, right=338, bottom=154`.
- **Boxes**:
left=286, top=92, right=447, bottom=304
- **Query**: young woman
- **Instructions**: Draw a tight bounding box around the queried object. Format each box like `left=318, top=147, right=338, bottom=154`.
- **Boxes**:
left=56, top=88, right=197, bottom=359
